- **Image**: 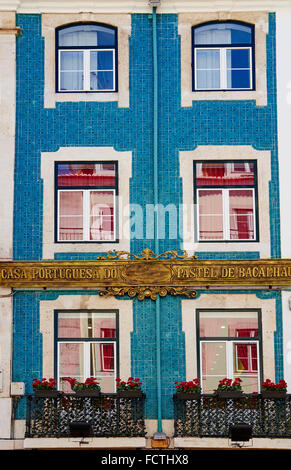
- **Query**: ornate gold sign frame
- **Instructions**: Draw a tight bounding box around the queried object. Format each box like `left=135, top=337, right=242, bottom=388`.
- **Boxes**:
left=1, top=249, right=291, bottom=300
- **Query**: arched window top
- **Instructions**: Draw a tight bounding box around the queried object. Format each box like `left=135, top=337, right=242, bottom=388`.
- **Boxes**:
left=56, top=22, right=117, bottom=93
left=193, top=21, right=253, bottom=46
left=57, top=23, right=116, bottom=48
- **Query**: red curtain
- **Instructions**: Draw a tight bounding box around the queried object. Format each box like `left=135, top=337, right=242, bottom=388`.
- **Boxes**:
left=100, top=328, right=115, bottom=371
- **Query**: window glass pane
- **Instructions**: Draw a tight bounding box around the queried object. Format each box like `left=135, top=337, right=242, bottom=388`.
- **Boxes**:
left=59, top=51, right=83, bottom=91
left=90, top=71, right=114, bottom=91
left=90, top=343, right=115, bottom=393
left=233, top=342, right=259, bottom=393
left=201, top=342, right=227, bottom=393
left=195, top=162, right=255, bottom=186
left=194, top=23, right=252, bottom=45
left=227, top=49, right=251, bottom=89
left=58, top=24, right=115, bottom=47
left=90, top=50, right=113, bottom=70
left=227, top=48, right=250, bottom=69
left=229, top=189, right=254, bottom=239
left=196, top=70, right=220, bottom=90
left=198, top=189, right=223, bottom=240
left=60, top=72, right=83, bottom=91
left=99, top=71, right=114, bottom=90
left=90, top=190, right=114, bottom=240
left=59, top=343, right=84, bottom=392
left=196, top=49, right=220, bottom=68
left=196, top=49, right=220, bottom=89
left=60, top=51, right=83, bottom=70
left=58, top=311, right=116, bottom=339
left=59, top=191, right=83, bottom=241
left=199, top=310, right=258, bottom=338
left=227, top=69, right=250, bottom=89
left=57, top=163, right=116, bottom=187
left=90, top=51, right=114, bottom=89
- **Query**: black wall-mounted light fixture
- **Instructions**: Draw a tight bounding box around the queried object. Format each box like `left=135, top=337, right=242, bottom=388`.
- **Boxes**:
left=229, top=423, right=253, bottom=443
left=69, top=421, right=92, bottom=437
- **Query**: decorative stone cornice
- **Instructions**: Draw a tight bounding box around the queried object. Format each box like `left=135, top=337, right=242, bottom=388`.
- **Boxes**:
left=0, top=0, right=290, bottom=13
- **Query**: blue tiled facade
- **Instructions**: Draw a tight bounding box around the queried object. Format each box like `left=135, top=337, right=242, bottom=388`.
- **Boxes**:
left=12, top=12, right=283, bottom=420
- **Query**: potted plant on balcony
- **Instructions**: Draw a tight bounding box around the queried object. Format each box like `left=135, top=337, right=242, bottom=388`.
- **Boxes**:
left=261, top=379, right=287, bottom=399
left=116, top=377, right=143, bottom=397
left=63, top=377, right=101, bottom=396
left=215, top=378, right=243, bottom=399
left=174, top=379, right=201, bottom=400
left=32, top=378, right=60, bottom=398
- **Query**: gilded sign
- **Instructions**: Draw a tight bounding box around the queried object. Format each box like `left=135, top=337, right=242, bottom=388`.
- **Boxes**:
left=1, top=250, right=291, bottom=299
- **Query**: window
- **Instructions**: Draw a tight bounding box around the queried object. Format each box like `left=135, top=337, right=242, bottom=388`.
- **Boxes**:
left=56, top=310, right=118, bottom=393
left=194, top=161, right=258, bottom=241
left=192, top=21, right=254, bottom=91
left=56, top=23, right=117, bottom=92
left=197, top=309, right=262, bottom=394
left=56, top=162, right=117, bottom=242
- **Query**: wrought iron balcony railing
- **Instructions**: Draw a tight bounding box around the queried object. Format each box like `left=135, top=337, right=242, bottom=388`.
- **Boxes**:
left=173, top=393, right=291, bottom=438
left=24, top=393, right=146, bottom=438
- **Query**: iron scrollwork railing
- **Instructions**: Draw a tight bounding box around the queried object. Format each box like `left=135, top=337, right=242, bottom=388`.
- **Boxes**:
left=174, top=394, right=291, bottom=438
left=24, top=393, right=146, bottom=438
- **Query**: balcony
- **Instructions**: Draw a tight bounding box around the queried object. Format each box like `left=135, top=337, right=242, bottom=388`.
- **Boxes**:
left=23, top=393, right=146, bottom=439
left=173, top=394, right=291, bottom=438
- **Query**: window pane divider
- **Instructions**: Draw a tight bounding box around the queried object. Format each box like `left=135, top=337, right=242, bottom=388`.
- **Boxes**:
left=83, top=50, right=90, bottom=91
left=83, top=190, right=90, bottom=241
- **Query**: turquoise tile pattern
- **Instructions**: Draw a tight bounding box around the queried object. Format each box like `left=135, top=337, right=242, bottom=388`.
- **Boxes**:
left=13, top=13, right=282, bottom=420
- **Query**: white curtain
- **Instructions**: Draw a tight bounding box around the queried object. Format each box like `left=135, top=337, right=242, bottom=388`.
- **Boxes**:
left=60, top=51, right=83, bottom=90
left=196, top=49, right=220, bottom=89
left=60, top=30, right=98, bottom=46
left=195, top=26, right=231, bottom=45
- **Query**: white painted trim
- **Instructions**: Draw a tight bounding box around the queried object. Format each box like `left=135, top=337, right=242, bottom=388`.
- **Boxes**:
left=179, top=145, right=271, bottom=257
left=195, top=47, right=253, bottom=91
left=41, top=146, right=132, bottom=259
left=1, top=0, right=291, bottom=13
left=196, top=187, right=256, bottom=242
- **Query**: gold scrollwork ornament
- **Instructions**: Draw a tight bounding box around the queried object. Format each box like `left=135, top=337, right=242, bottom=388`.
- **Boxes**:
left=99, top=286, right=197, bottom=300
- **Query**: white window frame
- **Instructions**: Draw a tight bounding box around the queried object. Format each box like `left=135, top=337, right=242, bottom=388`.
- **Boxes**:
left=196, top=187, right=256, bottom=241
left=200, top=339, right=260, bottom=393
left=58, top=48, right=116, bottom=92
left=234, top=342, right=258, bottom=374
left=57, top=340, right=117, bottom=391
left=194, top=46, right=253, bottom=91
left=57, top=188, right=116, bottom=242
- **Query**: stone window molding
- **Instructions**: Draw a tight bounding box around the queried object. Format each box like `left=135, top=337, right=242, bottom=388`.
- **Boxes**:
left=178, top=11, right=268, bottom=107
left=41, top=146, right=132, bottom=259
left=42, top=13, right=131, bottom=108
left=181, top=293, right=276, bottom=382
left=39, top=294, right=133, bottom=383
left=179, top=145, right=271, bottom=257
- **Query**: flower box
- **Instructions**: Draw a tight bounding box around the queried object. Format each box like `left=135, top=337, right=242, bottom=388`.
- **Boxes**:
left=74, top=389, right=101, bottom=397
left=34, top=390, right=60, bottom=398
left=116, top=377, right=143, bottom=397
left=261, top=391, right=287, bottom=399
left=217, top=391, right=243, bottom=399
left=175, top=392, right=201, bottom=400
left=117, top=390, right=143, bottom=398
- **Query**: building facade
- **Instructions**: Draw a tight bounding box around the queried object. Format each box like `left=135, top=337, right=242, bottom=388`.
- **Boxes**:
left=1, top=0, right=291, bottom=450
